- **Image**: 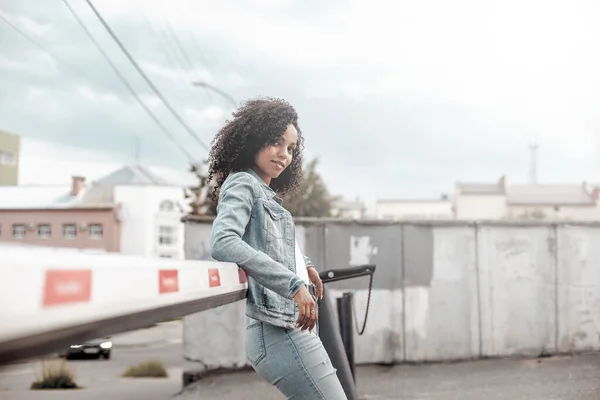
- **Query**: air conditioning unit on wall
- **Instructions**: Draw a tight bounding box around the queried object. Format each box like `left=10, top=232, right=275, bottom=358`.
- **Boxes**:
left=78, top=222, right=88, bottom=231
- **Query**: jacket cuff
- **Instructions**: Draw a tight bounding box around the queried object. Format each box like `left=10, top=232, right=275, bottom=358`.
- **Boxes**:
left=288, top=277, right=305, bottom=299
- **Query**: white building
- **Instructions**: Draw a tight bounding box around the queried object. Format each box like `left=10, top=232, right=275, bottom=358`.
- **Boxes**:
left=0, top=164, right=190, bottom=259
left=503, top=183, right=600, bottom=221
left=377, top=175, right=600, bottom=222
left=331, top=197, right=366, bottom=219
left=81, top=165, right=189, bottom=259
left=453, top=176, right=600, bottom=221
left=453, top=176, right=507, bottom=220
left=376, top=196, right=453, bottom=220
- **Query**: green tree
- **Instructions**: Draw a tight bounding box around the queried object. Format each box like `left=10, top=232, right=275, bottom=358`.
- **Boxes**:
left=185, top=160, right=217, bottom=217
left=283, top=157, right=332, bottom=217
left=185, top=157, right=333, bottom=218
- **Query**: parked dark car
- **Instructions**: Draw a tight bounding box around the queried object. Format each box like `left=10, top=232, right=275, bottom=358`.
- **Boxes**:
left=60, top=337, right=112, bottom=360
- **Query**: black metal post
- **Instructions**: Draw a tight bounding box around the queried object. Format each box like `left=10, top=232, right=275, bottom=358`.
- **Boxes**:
left=318, top=287, right=358, bottom=400
left=337, top=292, right=355, bottom=381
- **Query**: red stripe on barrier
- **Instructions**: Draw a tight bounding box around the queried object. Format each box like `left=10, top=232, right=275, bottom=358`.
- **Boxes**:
left=43, top=270, right=92, bottom=307
left=238, top=268, right=247, bottom=284
left=159, top=269, right=179, bottom=293
left=208, top=268, right=221, bottom=287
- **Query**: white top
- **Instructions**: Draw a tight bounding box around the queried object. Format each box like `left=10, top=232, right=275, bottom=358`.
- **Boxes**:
left=294, top=239, right=310, bottom=284
left=295, top=239, right=318, bottom=335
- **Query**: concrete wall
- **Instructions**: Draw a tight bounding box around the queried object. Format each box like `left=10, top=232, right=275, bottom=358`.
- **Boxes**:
left=182, top=219, right=600, bottom=375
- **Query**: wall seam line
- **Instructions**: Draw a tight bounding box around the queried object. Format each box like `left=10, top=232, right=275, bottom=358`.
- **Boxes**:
left=401, top=224, right=407, bottom=362
left=474, top=223, right=483, bottom=358
left=553, top=223, right=559, bottom=354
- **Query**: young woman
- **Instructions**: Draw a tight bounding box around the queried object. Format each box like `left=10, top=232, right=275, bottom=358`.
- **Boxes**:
left=208, top=97, right=347, bottom=399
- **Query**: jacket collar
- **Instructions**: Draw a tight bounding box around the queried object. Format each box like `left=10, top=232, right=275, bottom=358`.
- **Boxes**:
left=245, top=168, right=282, bottom=203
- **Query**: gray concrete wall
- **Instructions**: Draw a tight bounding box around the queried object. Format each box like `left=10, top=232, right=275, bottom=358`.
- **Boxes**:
left=182, top=219, right=600, bottom=376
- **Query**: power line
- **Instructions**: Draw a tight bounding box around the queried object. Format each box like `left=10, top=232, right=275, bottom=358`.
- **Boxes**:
left=60, top=0, right=195, bottom=163
left=0, top=12, right=113, bottom=91
left=130, top=0, right=210, bottom=105
left=160, top=13, right=212, bottom=104
left=163, top=18, right=196, bottom=76
left=165, top=1, right=213, bottom=104
left=131, top=0, right=183, bottom=83
left=84, top=0, right=209, bottom=152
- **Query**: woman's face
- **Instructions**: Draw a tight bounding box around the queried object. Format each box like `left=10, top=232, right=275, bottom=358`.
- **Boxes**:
left=253, top=124, right=298, bottom=185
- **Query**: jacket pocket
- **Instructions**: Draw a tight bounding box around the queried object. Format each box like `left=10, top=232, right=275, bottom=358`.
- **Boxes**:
left=245, top=322, right=266, bottom=366
left=263, top=286, right=287, bottom=312
left=262, top=202, right=286, bottom=262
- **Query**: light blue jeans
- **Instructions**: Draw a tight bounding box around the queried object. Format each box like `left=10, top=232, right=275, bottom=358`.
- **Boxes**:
left=246, top=319, right=348, bottom=399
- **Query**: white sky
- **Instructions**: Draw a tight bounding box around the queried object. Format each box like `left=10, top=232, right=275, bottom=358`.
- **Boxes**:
left=2, top=0, right=600, bottom=207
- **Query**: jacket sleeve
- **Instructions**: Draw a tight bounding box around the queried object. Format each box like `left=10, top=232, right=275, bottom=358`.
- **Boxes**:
left=304, top=255, right=315, bottom=269
left=210, top=173, right=305, bottom=300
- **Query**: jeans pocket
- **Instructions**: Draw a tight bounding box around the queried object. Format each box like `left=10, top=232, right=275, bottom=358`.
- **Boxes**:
left=245, top=322, right=266, bottom=366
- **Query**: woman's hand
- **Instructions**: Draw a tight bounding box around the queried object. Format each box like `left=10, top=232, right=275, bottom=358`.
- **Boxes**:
left=293, top=285, right=317, bottom=332
left=307, top=267, right=323, bottom=300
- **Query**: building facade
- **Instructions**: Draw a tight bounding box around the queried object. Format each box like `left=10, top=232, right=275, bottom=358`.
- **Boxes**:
left=376, top=197, right=453, bottom=220
left=453, top=177, right=507, bottom=220
left=331, top=197, right=367, bottom=219
left=376, top=175, right=600, bottom=221
left=0, top=165, right=189, bottom=258
left=0, top=207, right=121, bottom=251
left=0, top=130, right=20, bottom=186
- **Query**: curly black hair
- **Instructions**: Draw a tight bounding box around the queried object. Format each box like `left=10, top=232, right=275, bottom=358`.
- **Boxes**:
left=207, top=97, right=305, bottom=200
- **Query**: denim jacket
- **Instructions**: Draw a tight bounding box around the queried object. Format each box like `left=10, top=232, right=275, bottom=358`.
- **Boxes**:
left=210, top=168, right=314, bottom=329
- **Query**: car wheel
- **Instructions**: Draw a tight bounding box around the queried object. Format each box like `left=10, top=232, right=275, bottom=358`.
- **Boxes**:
left=102, top=352, right=111, bottom=360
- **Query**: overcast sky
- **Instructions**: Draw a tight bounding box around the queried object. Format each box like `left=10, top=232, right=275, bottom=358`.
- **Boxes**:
left=2, top=0, right=600, bottom=206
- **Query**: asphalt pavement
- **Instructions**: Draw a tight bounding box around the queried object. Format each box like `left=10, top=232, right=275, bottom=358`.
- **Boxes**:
left=3, top=339, right=600, bottom=399
left=177, top=352, right=600, bottom=400
left=0, top=342, right=183, bottom=400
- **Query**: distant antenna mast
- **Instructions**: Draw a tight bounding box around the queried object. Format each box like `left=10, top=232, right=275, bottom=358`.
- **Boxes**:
left=528, top=139, right=539, bottom=184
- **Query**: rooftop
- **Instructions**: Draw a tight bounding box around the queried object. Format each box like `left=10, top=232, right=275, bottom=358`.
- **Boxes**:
left=456, top=182, right=505, bottom=195
left=0, top=164, right=188, bottom=210
left=93, top=164, right=172, bottom=187
left=0, top=185, right=75, bottom=209
left=507, top=184, right=595, bottom=205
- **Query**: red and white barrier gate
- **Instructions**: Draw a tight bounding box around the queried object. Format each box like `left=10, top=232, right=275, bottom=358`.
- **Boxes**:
left=0, top=244, right=247, bottom=364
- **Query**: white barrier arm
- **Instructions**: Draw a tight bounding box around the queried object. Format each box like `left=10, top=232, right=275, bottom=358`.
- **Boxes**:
left=0, top=245, right=248, bottom=364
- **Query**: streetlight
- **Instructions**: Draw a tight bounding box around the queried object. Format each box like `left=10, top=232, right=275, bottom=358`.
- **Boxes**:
left=192, top=81, right=238, bottom=108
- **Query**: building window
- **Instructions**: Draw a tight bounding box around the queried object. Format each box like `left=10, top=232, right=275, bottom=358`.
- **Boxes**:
left=63, top=224, right=77, bottom=240
left=38, top=224, right=51, bottom=239
left=0, top=150, right=16, bottom=167
left=158, top=225, right=176, bottom=246
left=89, top=224, right=103, bottom=239
left=159, top=200, right=175, bottom=212
left=13, top=224, right=26, bottom=239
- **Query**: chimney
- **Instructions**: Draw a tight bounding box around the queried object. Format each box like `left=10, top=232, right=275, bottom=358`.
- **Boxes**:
left=72, top=176, right=86, bottom=197
left=498, top=175, right=506, bottom=192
